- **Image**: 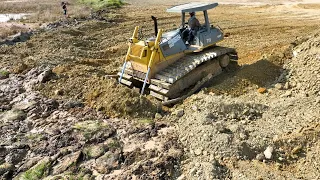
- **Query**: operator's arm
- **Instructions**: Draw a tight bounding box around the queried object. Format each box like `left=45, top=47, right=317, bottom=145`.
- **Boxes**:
left=195, top=18, right=201, bottom=27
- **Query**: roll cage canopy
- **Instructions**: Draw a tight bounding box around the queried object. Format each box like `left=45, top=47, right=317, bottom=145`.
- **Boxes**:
left=167, top=2, right=219, bottom=32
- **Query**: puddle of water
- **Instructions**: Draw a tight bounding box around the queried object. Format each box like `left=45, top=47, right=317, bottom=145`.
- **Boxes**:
left=0, top=14, right=30, bottom=23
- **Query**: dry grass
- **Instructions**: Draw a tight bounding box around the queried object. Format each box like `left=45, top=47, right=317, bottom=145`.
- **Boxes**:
left=0, top=0, right=92, bottom=39
left=0, top=0, right=91, bottom=23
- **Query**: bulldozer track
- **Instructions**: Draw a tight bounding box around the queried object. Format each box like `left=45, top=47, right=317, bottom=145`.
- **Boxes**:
left=119, top=46, right=237, bottom=101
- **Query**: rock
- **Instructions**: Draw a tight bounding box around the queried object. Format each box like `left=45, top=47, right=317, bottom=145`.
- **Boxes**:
left=289, top=81, right=297, bottom=88
left=176, top=174, right=186, bottom=180
left=0, top=163, right=14, bottom=176
left=173, top=109, right=184, bottom=118
left=284, top=82, right=290, bottom=90
left=19, top=157, right=51, bottom=179
left=216, top=122, right=230, bottom=133
left=13, top=100, right=37, bottom=110
left=275, top=83, right=283, bottom=90
left=94, top=151, right=120, bottom=174
left=52, top=151, right=82, bottom=175
left=84, top=144, right=106, bottom=159
left=38, top=69, right=52, bottom=83
left=264, top=146, right=274, bottom=159
left=203, top=151, right=208, bottom=156
left=190, top=167, right=197, bottom=176
left=256, top=153, right=265, bottom=161
left=192, top=106, right=199, bottom=111
left=5, top=149, right=28, bottom=165
left=257, top=87, right=267, bottom=94
left=194, top=149, right=202, bottom=156
left=0, top=109, right=26, bottom=122
left=17, top=157, right=42, bottom=172
left=291, top=145, right=303, bottom=155
left=280, top=91, right=292, bottom=98
left=54, top=89, right=64, bottom=96
left=63, top=100, right=84, bottom=109
left=154, top=113, right=162, bottom=119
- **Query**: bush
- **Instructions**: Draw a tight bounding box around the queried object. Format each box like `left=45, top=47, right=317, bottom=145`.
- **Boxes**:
left=78, top=0, right=124, bottom=9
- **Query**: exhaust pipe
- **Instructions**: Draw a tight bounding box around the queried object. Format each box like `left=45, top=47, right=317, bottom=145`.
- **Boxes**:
left=151, top=16, right=158, bottom=36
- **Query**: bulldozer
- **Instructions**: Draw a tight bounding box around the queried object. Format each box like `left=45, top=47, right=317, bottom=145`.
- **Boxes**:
left=118, top=2, right=238, bottom=103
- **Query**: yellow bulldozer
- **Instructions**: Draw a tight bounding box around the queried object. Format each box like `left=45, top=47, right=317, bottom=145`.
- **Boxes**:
left=118, top=2, right=238, bottom=104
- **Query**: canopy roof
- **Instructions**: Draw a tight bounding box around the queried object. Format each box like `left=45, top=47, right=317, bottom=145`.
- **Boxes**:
left=167, top=2, right=218, bottom=13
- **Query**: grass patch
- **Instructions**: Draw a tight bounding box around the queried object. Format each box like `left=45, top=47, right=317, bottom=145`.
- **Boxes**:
left=0, top=70, right=10, bottom=77
left=73, top=120, right=109, bottom=140
left=26, top=133, right=43, bottom=142
left=138, top=118, right=154, bottom=125
left=20, top=159, right=51, bottom=180
left=78, top=0, right=124, bottom=9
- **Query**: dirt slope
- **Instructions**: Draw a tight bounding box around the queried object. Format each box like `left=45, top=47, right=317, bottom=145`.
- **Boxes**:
left=169, top=31, right=320, bottom=179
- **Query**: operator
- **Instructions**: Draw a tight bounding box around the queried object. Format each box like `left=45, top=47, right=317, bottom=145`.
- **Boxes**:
left=61, top=2, right=67, bottom=17
left=182, top=12, right=201, bottom=45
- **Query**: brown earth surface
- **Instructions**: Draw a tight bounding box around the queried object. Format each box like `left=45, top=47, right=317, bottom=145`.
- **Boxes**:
left=0, top=0, right=320, bottom=179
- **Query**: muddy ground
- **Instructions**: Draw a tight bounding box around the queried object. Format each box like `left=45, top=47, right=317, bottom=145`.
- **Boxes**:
left=0, top=0, right=320, bottom=179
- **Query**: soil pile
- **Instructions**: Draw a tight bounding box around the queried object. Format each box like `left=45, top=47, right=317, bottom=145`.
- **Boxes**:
left=168, top=31, right=320, bottom=179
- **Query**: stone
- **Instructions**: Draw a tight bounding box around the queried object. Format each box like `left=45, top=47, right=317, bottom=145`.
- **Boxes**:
left=280, top=91, right=292, bottom=98
left=0, top=163, right=14, bottom=176
left=5, top=149, right=28, bottom=165
left=194, top=149, right=202, bottom=156
left=63, top=100, right=84, bottom=109
left=284, top=82, right=290, bottom=90
left=291, top=145, right=303, bottom=155
left=17, top=157, right=42, bottom=172
left=54, top=89, right=64, bottom=96
left=0, top=109, right=26, bottom=122
left=256, top=153, right=265, bottom=161
left=190, top=167, right=197, bottom=176
left=13, top=100, right=37, bottom=110
left=177, top=174, right=186, bottom=180
left=52, top=151, right=81, bottom=175
left=257, top=87, right=267, bottom=94
left=38, top=69, right=52, bottom=83
left=264, top=146, right=274, bottom=159
left=192, top=106, right=199, bottom=111
left=154, top=113, right=162, bottom=119
left=84, top=144, right=106, bottom=159
left=173, top=109, right=184, bottom=118
left=94, top=151, right=120, bottom=174
left=275, top=83, right=283, bottom=90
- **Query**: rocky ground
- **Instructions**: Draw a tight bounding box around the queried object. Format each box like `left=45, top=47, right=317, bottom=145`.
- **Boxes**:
left=0, top=66, right=182, bottom=179
left=0, top=0, right=320, bottom=179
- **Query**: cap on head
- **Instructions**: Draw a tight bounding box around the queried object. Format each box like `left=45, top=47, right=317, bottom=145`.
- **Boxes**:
left=189, top=12, right=195, bottom=16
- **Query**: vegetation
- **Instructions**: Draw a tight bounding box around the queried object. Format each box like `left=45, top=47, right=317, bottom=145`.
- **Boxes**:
left=73, top=120, right=109, bottom=140
left=20, top=160, right=51, bottom=180
left=78, top=0, right=124, bottom=9
left=0, top=70, right=9, bottom=77
left=138, top=118, right=154, bottom=125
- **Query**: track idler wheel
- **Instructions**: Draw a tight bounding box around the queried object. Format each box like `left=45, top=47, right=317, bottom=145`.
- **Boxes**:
left=219, top=54, right=230, bottom=68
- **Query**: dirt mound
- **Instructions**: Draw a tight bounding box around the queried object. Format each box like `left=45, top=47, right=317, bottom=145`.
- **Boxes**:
left=169, top=30, right=320, bottom=179
left=39, top=75, right=157, bottom=118
left=85, top=79, right=157, bottom=118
